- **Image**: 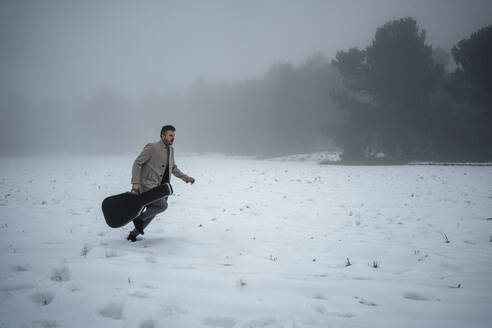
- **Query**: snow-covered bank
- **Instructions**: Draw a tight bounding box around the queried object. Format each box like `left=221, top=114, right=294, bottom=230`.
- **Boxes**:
left=1, top=155, right=491, bottom=327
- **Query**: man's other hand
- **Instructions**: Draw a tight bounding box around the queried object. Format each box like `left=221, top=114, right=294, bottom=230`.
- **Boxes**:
left=132, top=183, right=140, bottom=191
left=187, top=177, right=195, bottom=184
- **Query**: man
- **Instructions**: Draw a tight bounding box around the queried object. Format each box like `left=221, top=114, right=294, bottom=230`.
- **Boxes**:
left=127, top=125, right=195, bottom=242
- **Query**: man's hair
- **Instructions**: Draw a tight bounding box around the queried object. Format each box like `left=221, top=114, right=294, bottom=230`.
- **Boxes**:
left=161, top=125, right=176, bottom=136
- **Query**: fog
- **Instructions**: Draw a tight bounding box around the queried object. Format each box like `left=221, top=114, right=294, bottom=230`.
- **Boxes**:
left=1, top=0, right=491, bottom=158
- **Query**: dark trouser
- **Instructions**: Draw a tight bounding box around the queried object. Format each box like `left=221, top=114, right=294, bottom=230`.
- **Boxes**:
left=130, top=196, right=168, bottom=236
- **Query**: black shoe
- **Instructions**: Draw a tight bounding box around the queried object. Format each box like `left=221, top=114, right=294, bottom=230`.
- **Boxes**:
left=127, top=232, right=137, bottom=242
left=133, top=218, right=144, bottom=235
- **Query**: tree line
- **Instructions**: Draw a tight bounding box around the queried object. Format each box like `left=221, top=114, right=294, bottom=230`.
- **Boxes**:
left=0, top=54, right=342, bottom=157
left=329, top=17, right=491, bottom=163
left=1, top=17, right=490, bottom=161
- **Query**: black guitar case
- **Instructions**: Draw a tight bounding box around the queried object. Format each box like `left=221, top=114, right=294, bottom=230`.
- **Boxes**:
left=102, top=183, right=173, bottom=228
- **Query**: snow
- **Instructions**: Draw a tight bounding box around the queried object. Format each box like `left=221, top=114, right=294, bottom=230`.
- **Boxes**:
left=269, top=151, right=340, bottom=163
left=1, top=154, right=491, bottom=328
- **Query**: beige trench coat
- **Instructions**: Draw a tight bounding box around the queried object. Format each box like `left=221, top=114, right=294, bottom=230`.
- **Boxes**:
left=131, top=139, right=190, bottom=192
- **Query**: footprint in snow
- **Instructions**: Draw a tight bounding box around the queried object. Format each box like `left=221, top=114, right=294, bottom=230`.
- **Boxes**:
left=10, top=264, right=29, bottom=272
left=98, top=302, right=123, bottom=320
left=105, top=248, right=119, bottom=258
left=312, top=292, right=328, bottom=300
left=30, top=290, right=55, bottom=306
left=202, top=317, right=237, bottom=328
left=51, top=265, right=70, bottom=282
left=128, top=290, right=149, bottom=298
left=402, top=291, right=428, bottom=301
left=314, top=305, right=355, bottom=318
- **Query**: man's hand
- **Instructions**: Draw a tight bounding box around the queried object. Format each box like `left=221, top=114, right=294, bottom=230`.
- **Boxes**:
left=132, top=183, right=140, bottom=192
left=187, top=177, right=195, bottom=184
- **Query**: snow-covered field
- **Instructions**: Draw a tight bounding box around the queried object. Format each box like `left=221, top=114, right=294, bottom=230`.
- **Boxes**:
left=1, top=154, right=491, bottom=328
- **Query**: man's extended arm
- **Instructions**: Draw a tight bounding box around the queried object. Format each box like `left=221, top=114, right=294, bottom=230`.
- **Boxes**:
left=131, top=143, right=153, bottom=188
left=172, top=163, right=193, bottom=183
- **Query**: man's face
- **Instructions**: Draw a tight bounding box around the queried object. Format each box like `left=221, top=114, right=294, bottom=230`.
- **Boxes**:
left=161, top=130, right=175, bottom=145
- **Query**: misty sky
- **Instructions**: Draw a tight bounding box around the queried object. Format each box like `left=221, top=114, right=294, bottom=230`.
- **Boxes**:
left=1, top=0, right=491, bottom=103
